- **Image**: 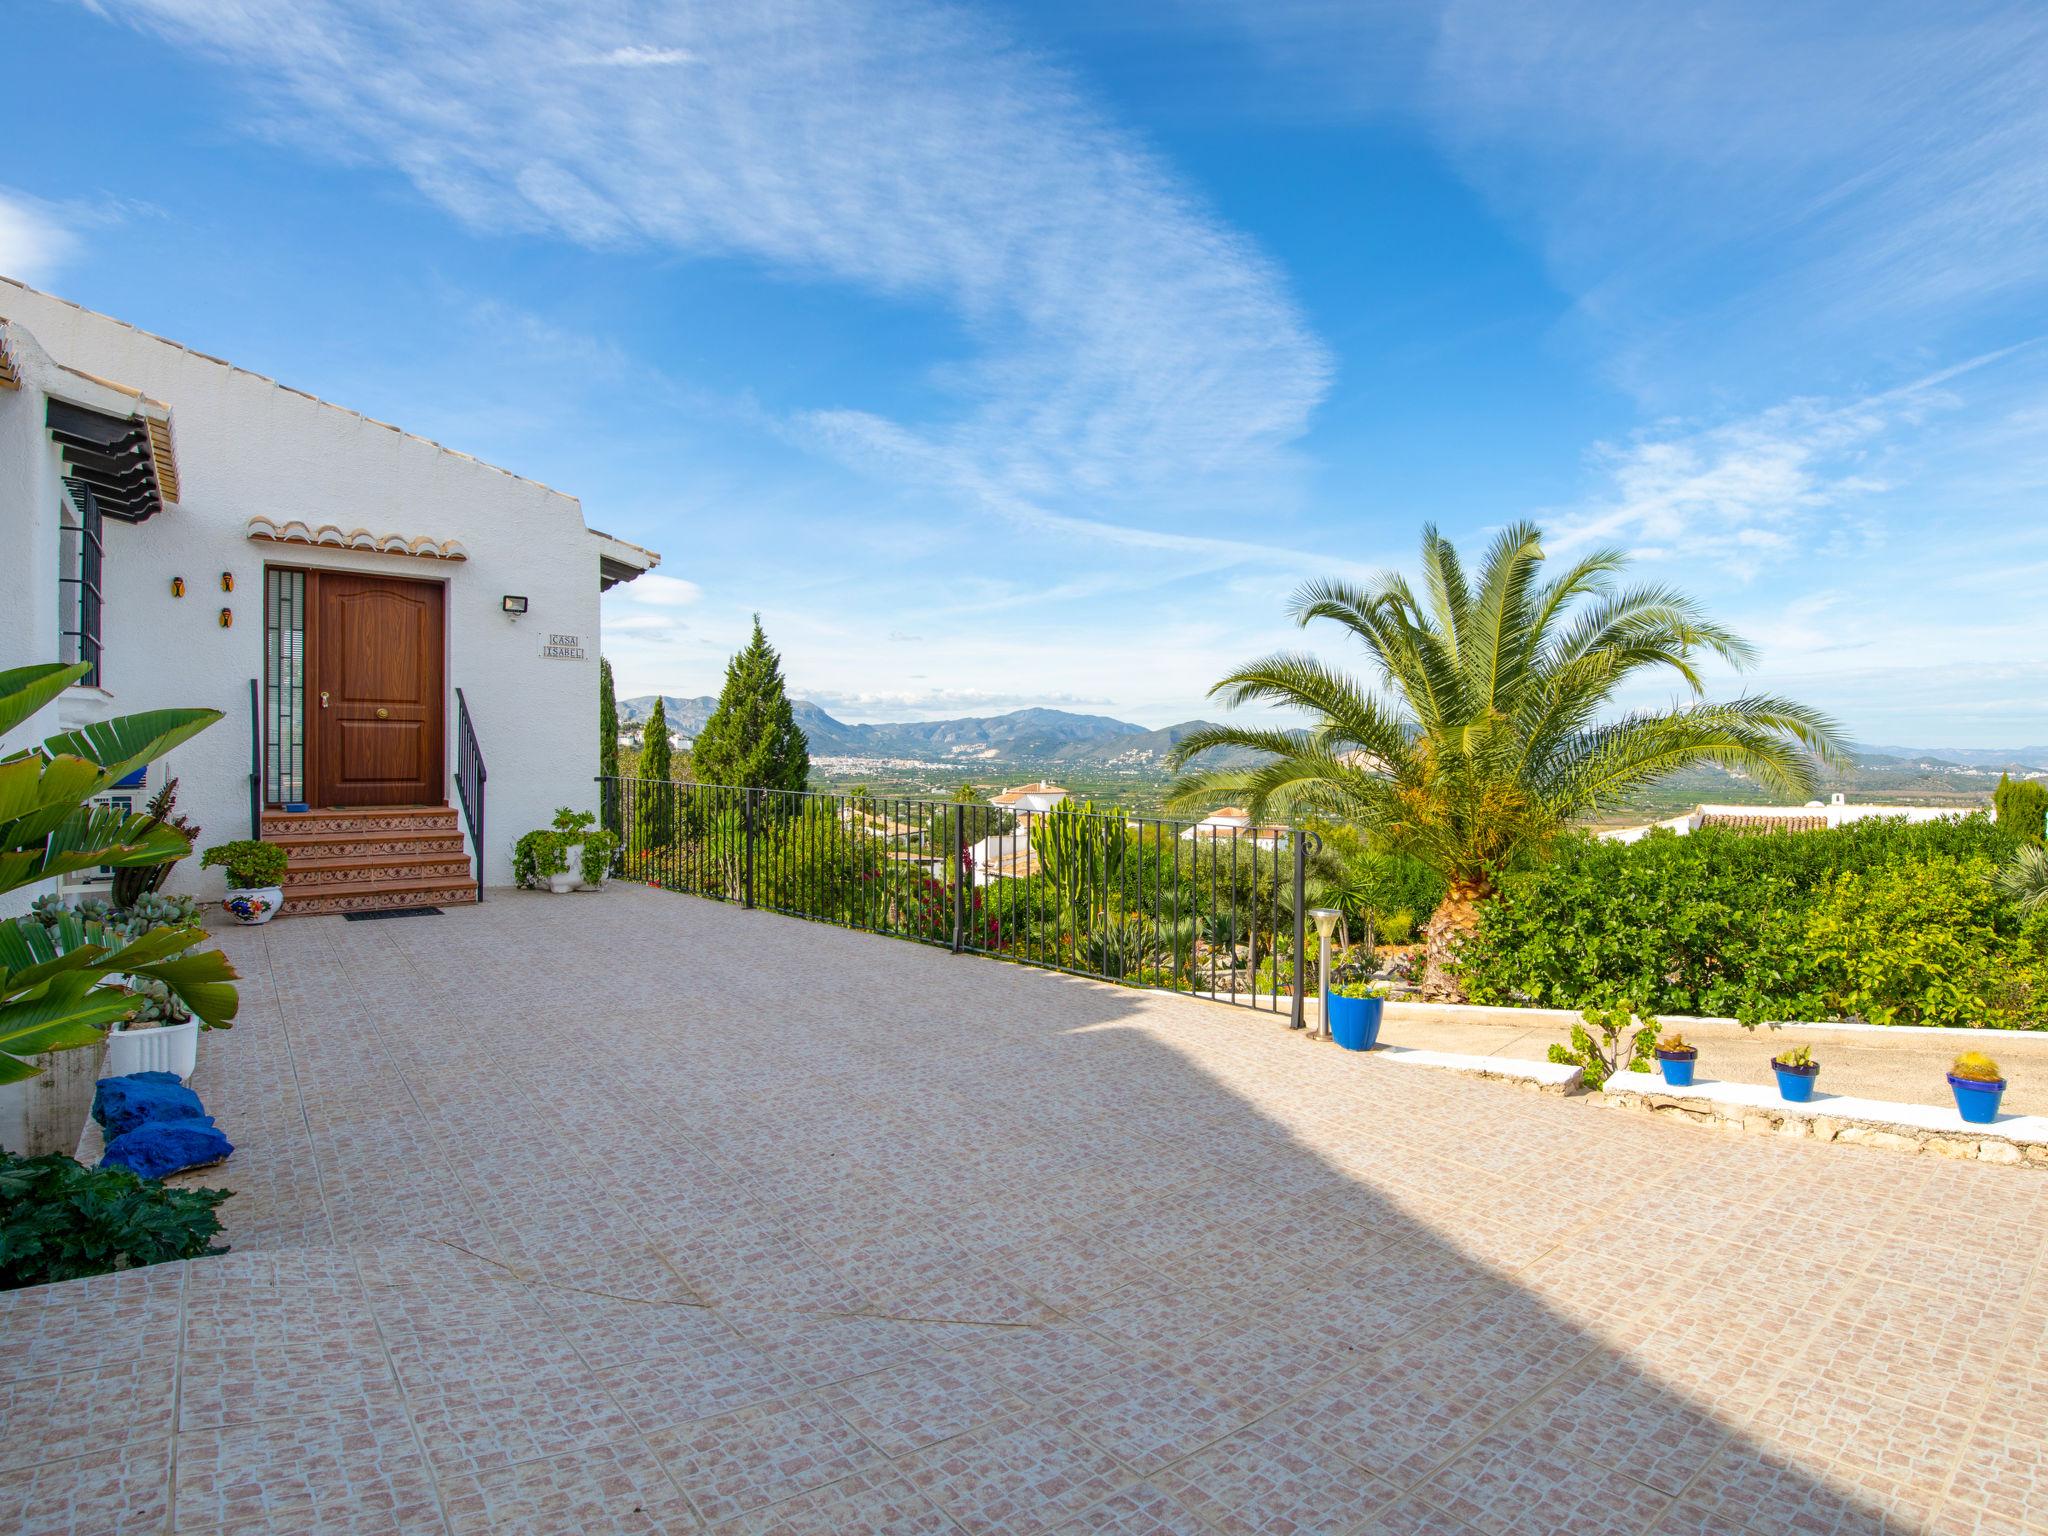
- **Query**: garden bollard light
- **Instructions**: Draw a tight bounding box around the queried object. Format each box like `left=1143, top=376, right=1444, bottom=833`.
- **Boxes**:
left=1308, top=908, right=1340, bottom=1041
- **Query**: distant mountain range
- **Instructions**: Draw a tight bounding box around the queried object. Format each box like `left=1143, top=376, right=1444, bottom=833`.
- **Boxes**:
left=617, top=695, right=2048, bottom=783
left=619, top=697, right=1266, bottom=767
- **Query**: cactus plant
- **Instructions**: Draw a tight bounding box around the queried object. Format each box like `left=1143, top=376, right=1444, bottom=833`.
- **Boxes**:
left=1950, top=1051, right=2005, bottom=1084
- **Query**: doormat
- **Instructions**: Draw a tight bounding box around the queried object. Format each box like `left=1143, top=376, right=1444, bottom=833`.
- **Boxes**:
left=344, top=907, right=443, bottom=921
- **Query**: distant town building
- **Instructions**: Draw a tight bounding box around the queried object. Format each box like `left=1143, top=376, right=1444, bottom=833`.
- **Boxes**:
left=1600, top=792, right=1970, bottom=845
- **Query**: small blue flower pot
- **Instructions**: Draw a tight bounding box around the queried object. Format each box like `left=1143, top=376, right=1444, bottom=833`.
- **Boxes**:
left=1948, top=1075, right=2007, bottom=1125
left=1656, top=1051, right=1696, bottom=1087
left=1773, top=1063, right=1819, bottom=1103
left=1328, top=993, right=1384, bottom=1053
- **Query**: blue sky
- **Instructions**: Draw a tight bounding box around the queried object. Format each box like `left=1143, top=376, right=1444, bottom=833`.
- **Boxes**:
left=7, top=0, right=2047, bottom=745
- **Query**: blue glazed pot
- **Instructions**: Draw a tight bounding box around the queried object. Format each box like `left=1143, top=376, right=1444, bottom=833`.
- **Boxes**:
left=1948, top=1074, right=2007, bottom=1124
left=1773, top=1063, right=1819, bottom=1103
left=1656, top=1051, right=1696, bottom=1087
left=1328, top=993, right=1384, bottom=1053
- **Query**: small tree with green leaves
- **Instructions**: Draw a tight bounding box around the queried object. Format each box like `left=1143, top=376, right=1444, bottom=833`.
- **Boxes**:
left=1548, top=1000, right=1660, bottom=1090
left=1994, top=774, right=2047, bottom=844
left=637, top=696, right=676, bottom=851
left=690, top=617, right=810, bottom=794
left=599, top=658, right=621, bottom=838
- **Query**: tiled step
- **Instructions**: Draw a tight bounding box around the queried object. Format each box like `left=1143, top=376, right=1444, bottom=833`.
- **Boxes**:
left=263, top=807, right=460, bottom=839
left=283, top=853, right=475, bottom=890
left=264, top=804, right=475, bottom=916
left=282, top=877, right=479, bottom=917
left=266, top=830, right=468, bottom=859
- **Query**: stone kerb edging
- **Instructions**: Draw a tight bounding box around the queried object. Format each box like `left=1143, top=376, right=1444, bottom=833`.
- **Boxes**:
left=1598, top=1070, right=2048, bottom=1166
left=1383, top=998, right=2048, bottom=1039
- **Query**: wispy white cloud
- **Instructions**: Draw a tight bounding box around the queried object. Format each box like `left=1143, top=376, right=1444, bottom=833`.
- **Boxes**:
left=104, top=0, right=1330, bottom=532
left=1549, top=346, right=2038, bottom=574
left=589, top=44, right=694, bottom=67
left=0, top=187, right=79, bottom=284
left=624, top=573, right=702, bottom=607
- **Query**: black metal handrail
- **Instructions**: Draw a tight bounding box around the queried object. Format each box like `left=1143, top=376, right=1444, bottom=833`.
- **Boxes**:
left=454, top=688, right=486, bottom=903
left=246, top=677, right=262, bottom=838
left=598, top=776, right=1324, bottom=1023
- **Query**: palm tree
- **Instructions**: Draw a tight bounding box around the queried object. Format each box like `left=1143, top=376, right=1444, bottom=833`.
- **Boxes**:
left=1167, top=523, right=1843, bottom=999
left=1995, top=844, right=2048, bottom=913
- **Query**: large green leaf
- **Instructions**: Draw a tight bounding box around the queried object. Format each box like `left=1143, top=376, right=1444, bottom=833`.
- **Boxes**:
left=0, top=972, right=141, bottom=1066
left=0, top=663, right=89, bottom=739
left=0, top=756, right=122, bottom=847
left=38, top=708, right=224, bottom=785
left=129, top=949, right=240, bottom=1028
left=0, top=806, right=195, bottom=897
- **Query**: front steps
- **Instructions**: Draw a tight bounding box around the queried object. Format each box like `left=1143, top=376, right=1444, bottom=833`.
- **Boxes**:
left=264, top=806, right=478, bottom=916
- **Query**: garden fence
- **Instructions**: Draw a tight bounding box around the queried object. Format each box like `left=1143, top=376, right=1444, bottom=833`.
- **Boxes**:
left=598, top=777, right=1317, bottom=1023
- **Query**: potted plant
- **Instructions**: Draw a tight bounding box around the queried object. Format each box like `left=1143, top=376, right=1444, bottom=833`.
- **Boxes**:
left=1771, top=1042, right=1820, bottom=1103
left=1327, top=981, right=1387, bottom=1053
left=200, top=839, right=288, bottom=925
left=28, top=894, right=217, bottom=1078
left=579, top=827, right=619, bottom=889
left=513, top=827, right=577, bottom=893
left=1653, top=1032, right=1698, bottom=1087
left=1947, top=1051, right=2007, bottom=1124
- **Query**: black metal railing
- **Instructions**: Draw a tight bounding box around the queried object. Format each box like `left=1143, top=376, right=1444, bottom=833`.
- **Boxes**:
left=600, top=778, right=1316, bottom=1022
left=246, top=677, right=262, bottom=838
left=455, top=689, right=487, bottom=903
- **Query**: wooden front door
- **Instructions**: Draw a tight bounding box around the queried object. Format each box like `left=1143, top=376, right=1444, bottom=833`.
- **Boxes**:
left=307, top=571, right=445, bottom=806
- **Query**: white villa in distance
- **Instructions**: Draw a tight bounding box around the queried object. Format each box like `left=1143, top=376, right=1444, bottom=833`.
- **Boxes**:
left=1181, top=806, right=1290, bottom=850
left=0, top=279, right=660, bottom=915
left=1600, top=792, right=1970, bottom=845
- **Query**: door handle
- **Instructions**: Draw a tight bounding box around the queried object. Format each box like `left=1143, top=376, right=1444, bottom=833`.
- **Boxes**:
left=375, top=708, right=389, bottom=719
left=320, top=691, right=329, bottom=709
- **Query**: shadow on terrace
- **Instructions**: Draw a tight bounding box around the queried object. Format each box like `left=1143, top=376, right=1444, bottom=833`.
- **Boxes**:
left=2, top=885, right=2034, bottom=1535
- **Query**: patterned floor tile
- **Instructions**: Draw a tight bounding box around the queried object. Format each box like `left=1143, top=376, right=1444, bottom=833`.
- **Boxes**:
left=0, top=1441, right=172, bottom=1536
left=436, top=1443, right=695, bottom=1535
left=644, top=1391, right=886, bottom=1524
left=171, top=1406, right=441, bottom=1533
left=898, top=1411, right=1137, bottom=1536
left=1155, top=1414, right=1400, bottom=1535
left=709, top=1467, right=957, bottom=1535
left=1417, top=1424, right=1676, bottom=1536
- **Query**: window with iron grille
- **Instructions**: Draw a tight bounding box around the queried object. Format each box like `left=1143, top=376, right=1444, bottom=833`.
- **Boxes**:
left=58, top=483, right=104, bottom=686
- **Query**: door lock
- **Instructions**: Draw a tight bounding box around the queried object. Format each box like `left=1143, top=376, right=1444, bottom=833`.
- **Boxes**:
left=319, top=691, right=329, bottom=708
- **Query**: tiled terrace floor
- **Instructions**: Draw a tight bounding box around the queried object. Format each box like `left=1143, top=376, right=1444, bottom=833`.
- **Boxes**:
left=5, top=885, right=2047, bottom=1535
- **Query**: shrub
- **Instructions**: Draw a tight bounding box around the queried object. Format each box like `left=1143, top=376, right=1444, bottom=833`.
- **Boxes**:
left=1546, top=1001, right=1659, bottom=1089
left=1462, top=818, right=2047, bottom=1027
left=200, top=839, right=287, bottom=889
left=0, top=1151, right=230, bottom=1289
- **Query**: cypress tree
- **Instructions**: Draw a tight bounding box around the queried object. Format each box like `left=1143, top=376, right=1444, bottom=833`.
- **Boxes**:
left=638, top=696, right=676, bottom=850
left=1994, top=773, right=2048, bottom=843
left=598, top=658, right=620, bottom=836
left=690, top=616, right=811, bottom=793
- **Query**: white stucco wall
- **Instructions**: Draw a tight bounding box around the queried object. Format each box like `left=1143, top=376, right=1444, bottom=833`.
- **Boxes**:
left=0, top=280, right=631, bottom=906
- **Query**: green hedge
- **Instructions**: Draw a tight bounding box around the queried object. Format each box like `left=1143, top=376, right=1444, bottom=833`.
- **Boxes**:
left=1459, top=816, right=2048, bottom=1028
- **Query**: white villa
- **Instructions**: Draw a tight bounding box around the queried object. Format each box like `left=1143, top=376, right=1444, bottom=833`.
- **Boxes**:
left=1600, top=792, right=1970, bottom=845
left=0, top=280, right=659, bottom=915
left=989, top=780, right=1069, bottom=814
left=1180, top=806, right=1290, bottom=850
left=964, top=782, right=1069, bottom=885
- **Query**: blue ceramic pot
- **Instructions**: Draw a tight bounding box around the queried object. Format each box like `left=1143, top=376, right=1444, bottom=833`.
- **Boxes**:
left=1773, top=1062, right=1819, bottom=1103
left=1656, top=1051, right=1696, bottom=1087
left=1948, top=1074, right=2007, bottom=1125
left=1328, top=993, right=1384, bottom=1053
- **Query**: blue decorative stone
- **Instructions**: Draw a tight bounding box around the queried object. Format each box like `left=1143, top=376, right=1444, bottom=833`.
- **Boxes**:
left=100, top=1121, right=235, bottom=1180
left=93, top=1072, right=208, bottom=1141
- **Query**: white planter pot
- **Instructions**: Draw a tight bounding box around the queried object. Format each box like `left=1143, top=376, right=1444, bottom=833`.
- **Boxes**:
left=546, top=870, right=580, bottom=894
left=105, top=1019, right=200, bottom=1081
left=222, top=886, right=284, bottom=925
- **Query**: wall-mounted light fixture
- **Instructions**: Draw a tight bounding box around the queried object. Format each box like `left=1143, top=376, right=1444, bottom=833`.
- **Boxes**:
left=219, top=608, right=233, bottom=628
left=220, top=571, right=235, bottom=593
left=501, top=595, right=529, bottom=616
left=170, top=576, right=185, bottom=598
